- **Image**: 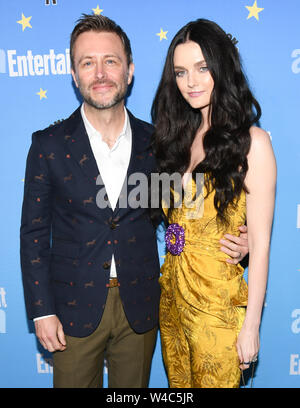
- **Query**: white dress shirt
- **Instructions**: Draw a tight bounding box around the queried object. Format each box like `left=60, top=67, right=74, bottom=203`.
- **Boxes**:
left=81, top=103, right=132, bottom=278
left=34, top=104, right=132, bottom=321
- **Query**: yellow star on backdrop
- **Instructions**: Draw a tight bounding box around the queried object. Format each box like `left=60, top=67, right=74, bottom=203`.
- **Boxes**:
left=17, top=13, right=32, bottom=31
left=92, top=5, right=103, bottom=15
left=156, top=28, right=168, bottom=41
left=246, top=0, right=264, bottom=20
left=37, top=88, right=47, bottom=100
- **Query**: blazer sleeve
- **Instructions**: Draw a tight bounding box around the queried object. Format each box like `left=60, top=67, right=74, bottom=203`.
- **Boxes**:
left=20, top=132, right=55, bottom=319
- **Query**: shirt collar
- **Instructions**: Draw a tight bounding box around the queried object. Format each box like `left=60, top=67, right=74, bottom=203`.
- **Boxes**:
left=80, top=103, right=131, bottom=149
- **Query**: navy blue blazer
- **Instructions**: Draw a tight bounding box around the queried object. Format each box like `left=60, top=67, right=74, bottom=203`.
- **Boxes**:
left=20, top=107, right=161, bottom=337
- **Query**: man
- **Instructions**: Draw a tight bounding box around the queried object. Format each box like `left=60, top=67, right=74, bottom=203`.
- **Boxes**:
left=20, top=14, right=248, bottom=388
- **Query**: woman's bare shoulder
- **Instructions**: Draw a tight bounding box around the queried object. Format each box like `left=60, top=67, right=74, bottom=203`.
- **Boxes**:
left=248, top=126, right=273, bottom=155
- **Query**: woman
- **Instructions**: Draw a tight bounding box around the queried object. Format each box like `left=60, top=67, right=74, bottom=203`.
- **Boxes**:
left=151, top=19, right=276, bottom=388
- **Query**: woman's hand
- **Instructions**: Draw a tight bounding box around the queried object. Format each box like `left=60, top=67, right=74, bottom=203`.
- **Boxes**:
left=220, top=225, right=249, bottom=264
left=236, top=325, right=259, bottom=370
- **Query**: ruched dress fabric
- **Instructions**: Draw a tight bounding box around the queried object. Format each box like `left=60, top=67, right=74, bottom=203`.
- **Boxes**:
left=159, top=177, right=248, bottom=388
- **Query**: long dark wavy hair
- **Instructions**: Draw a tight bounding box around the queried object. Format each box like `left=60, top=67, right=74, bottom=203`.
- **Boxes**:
left=151, top=18, right=261, bottom=227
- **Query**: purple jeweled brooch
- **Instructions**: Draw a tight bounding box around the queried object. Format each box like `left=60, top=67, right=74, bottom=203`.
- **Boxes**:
left=165, top=223, right=185, bottom=256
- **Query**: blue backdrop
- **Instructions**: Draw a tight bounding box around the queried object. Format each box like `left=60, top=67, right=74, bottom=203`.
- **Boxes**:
left=0, top=0, right=299, bottom=388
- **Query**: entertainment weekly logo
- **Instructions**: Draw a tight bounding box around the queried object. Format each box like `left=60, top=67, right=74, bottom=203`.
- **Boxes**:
left=290, top=309, right=300, bottom=375
left=0, top=48, right=71, bottom=77
left=0, top=287, right=7, bottom=334
left=292, top=49, right=300, bottom=74
left=36, top=353, right=108, bottom=375
left=36, top=353, right=53, bottom=374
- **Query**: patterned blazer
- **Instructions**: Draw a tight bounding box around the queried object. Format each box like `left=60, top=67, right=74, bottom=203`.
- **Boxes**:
left=20, top=107, right=160, bottom=337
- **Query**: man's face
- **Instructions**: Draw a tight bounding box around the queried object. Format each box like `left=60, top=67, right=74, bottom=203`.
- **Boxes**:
left=71, top=31, right=134, bottom=110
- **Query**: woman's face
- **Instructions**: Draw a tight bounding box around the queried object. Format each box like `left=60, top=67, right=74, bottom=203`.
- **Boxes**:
left=173, top=41, right=214, bottom=113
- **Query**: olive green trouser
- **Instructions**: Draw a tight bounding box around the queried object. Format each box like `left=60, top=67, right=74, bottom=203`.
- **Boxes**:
left=53, top=287, right=158, bottom=388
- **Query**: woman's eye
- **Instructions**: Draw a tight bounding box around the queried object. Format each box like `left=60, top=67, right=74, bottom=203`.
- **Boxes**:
left=175, top=71, right=185, bottom=77
left=199, top=66, right=208, bottom=72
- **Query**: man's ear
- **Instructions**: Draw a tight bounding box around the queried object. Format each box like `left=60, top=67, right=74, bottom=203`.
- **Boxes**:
left=71, top=69, right=79, bottom=88
left=127, top=62, right=135, bottom=85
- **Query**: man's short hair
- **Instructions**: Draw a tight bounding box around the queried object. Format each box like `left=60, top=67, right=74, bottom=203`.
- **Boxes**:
left=70, top=14, right=133, bottom=69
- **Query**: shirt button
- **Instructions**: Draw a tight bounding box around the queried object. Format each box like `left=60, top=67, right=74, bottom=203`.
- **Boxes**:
left=103, top=261, right=111, bottom=269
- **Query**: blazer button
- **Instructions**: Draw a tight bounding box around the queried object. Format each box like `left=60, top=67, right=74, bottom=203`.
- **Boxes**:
left=103, top=261, right=111, bottom=269
left=110, top=222, right=117, bottom=230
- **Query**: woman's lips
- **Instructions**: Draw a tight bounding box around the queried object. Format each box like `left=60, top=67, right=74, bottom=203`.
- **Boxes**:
left=188, top=91, right=205, bottom=97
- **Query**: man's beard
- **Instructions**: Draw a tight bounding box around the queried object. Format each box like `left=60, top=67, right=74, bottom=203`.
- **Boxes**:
left=79, top=79, right=128, bottom=110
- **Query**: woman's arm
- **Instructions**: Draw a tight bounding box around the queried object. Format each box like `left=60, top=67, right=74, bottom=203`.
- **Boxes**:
left=236, top=126, right=277, bottom=370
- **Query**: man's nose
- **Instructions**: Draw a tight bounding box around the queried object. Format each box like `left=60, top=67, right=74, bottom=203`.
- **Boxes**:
left=95, top=61, right=106, bottom=80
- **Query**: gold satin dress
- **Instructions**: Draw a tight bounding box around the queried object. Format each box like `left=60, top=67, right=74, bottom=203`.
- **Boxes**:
left=159, top=177, right=248, bottom=388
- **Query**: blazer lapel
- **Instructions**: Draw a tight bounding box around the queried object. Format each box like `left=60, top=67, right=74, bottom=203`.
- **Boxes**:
left=114, top=110, right=152, bottom=215
left=64, top=107, right=113, bottom=215
left=126, top=110, right=152, bottom=176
